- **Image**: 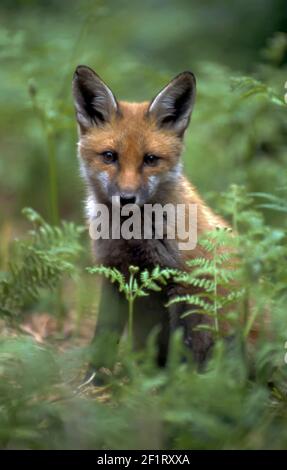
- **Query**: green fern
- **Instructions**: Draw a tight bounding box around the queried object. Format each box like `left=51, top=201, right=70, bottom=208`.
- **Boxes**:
left=0, top=208, right=85, bottom=318
left=169, top=228, right=243, bottom=337
left=231, top=75, right=285, bottom=106
left=88, top=264, right=176, bottom=347
left=251, top=188, right=287, bottom=214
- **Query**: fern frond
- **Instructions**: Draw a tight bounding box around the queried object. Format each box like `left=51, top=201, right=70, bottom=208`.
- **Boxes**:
left=167, top=294, right=214, bottom=314
left=0, top=208, right=84, bottom=318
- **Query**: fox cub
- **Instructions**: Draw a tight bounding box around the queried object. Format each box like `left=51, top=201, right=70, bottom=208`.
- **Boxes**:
left=72, top=65, right=227, bottom=377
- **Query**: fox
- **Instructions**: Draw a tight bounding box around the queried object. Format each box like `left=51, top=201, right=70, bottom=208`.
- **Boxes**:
left=72, top=65, right=229, bottom=381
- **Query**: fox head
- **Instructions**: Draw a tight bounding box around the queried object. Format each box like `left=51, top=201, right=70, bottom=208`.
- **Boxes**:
left=72, top=66, right=196, bottom=207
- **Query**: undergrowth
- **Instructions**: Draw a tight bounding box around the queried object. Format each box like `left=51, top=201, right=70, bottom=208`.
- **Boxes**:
left=0, top=186, right=287, bottom=449
left=0, top=6, right=287, bottom=449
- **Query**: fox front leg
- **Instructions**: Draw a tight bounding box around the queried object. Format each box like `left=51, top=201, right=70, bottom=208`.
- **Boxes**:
left=168, top=294, right=213, bottom=366
left=87, top=279, right=127, bottom=385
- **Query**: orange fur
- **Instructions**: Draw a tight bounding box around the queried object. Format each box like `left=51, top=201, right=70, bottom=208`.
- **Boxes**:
left=73, top=67, right=232, bottom=368
left=79, top=100, right=228, bottom=266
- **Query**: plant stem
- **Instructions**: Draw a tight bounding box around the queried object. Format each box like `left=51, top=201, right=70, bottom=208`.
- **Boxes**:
left=128, top=296, right=134, bottom=350
left=232, top=186, right=238, bottom=233
left=46, top=131, right=59, bottom=226
left=55, top=282, right=65, bottom=329
left=31, top=95, right=59, bottom=225
left=30, top=95, right=61, bottom=318
left=127, top=268, right=136, bottom=349
left=242, top=287, right=253, bottom=337
left=213, top=244, right=219, bottom=335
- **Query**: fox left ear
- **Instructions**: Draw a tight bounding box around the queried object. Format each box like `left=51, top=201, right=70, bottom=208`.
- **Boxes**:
left=72, top=65, right=118, bottom=132
left=148, top=71, right=196, bottom=136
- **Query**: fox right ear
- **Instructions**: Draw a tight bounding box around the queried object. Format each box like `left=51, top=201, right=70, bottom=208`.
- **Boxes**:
left=148, top=71, right=196, bottom=137
left=72, top=65, right=118, bottom=132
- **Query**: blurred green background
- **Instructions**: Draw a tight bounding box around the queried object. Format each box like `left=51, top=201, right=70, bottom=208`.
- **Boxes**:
left=1, top=0, right=286, bottom=229
left=0, top=0, right=287, bottom=451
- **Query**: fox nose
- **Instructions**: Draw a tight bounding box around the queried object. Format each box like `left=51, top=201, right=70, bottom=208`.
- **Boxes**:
left=120, top=193, right=137, bottom=206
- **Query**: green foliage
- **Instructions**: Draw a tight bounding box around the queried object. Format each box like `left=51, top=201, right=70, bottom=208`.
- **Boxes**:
left=252, top=188, right=287, bottom=214
left=88, top=264, right=176, bottom=300
left=88, top=264, right=176, bottom=346
left=231, top=75, right=285, bottom=106
left=0, top=0, right=287, bottom=452
left=0, top=208, right=84, bottom=318
left=262, top=32, right=287, bottom=65
left=1, top=189, right=287, bottom=450
left=168, top=228, right=243, bottom=336
left=1, top=3, right=286, bottom=222
left=0, top=329, right=287, bottom=449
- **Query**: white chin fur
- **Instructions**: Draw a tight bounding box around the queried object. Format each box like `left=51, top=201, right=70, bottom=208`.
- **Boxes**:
left=85, top=193, right=98, bottom=222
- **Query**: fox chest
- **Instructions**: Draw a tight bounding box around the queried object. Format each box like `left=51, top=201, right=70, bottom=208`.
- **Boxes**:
left=93, top=237, right=181, bottom=276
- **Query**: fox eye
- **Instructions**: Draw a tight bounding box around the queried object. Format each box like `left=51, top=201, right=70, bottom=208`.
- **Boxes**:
left=144, top=154, right=160, bottom=167
left=101, top=151, right=118, bottom=164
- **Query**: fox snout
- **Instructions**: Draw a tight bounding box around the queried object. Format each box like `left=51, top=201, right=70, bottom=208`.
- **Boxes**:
left=119, top=192, right=137, bottom=206
left=101, top=176, right=151, bottom=207
left=115, top=170, right=142, bottom=206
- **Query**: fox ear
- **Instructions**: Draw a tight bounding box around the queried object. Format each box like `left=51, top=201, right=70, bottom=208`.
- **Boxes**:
left=72, top=65, right=118, bottom=131
left=148, top=72, right=196, bottom=136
